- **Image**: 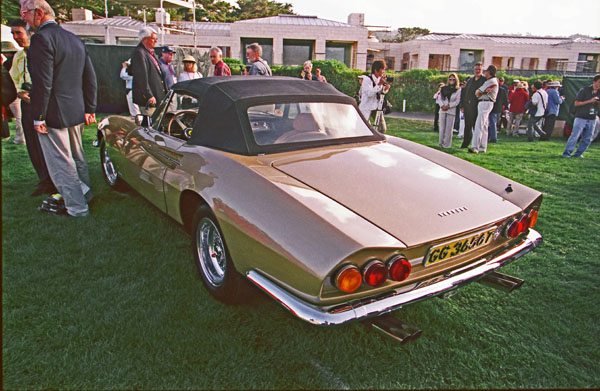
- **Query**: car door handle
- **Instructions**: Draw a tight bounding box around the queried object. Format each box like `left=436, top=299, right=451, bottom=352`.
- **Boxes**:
left=154, top=135, right=166, bottom=147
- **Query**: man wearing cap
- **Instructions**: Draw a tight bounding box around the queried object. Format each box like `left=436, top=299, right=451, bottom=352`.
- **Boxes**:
left=159, top=46, right=177, bottom=90
left=210, top=47, right=231, bottom=76
left=470, top=65, right=498, bottom=153
left=562, top=74, right=600, bottom=158
left=541, top=81, right=564, bottom=140
left=120, top=59, right=140, bottom=116
left=131, top=27, right=166, bottom=115
left=507, top=81, right=528, bottom=136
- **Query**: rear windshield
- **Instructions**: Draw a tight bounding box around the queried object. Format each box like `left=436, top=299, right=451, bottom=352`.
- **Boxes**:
left=247, top=102, right=373, bottom=146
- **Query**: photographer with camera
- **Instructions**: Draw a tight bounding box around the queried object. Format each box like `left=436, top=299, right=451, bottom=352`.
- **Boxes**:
left=9, top=18, right=56, bottom=197
left=562, top=74, right=600, bottom=158
left=359, top=59, right=391, bottom=133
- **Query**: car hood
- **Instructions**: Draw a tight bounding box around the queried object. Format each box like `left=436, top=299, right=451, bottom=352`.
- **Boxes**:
left=271, top=142, right=521, bottom=247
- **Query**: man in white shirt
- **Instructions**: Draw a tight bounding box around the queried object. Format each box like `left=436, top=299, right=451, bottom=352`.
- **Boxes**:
left=470, top=65, right=499, bottom=153
left=527, top=80, right=548, bottom=142
left=359, top=59, right=390, bottom=132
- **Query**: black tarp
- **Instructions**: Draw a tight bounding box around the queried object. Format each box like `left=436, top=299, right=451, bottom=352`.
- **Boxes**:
left=85, top=44, right=212, bottom=113
left=559, top=76, right=594, bottom=123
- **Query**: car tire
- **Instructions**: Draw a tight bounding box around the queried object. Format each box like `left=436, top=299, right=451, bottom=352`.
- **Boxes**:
left=100, top=139, right=126, bottom=191
left=192, top=206, right=245, bottom=303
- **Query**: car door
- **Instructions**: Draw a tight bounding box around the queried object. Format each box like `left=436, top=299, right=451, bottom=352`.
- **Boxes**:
left=124, top=92, right=187, bottom=212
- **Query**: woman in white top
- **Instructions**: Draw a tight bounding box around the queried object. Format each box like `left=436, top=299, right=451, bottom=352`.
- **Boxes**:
left=177, top=55, right=202, bottom=108
left=435, top=73, right=462, bottom=148
left=177, top=55, right=203, bottom=81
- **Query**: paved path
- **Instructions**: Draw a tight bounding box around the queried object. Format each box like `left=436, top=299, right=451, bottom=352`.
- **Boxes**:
left=387, top=111, right=434, bottom=121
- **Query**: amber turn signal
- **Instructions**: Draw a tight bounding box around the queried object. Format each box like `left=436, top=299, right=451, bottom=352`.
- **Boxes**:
left=335, top=265, right=362, bottom=293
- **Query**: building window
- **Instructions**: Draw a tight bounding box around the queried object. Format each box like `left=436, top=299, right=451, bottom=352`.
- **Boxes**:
left=547, top=58, right=569, bottom=71
left=385, top=57, right=395, bottom=71
left=402, top=52, right=410, bottom=70
left=577, top=53, right=600, bottom=73
left=521, top=57, right=539, bottom=70
left=459, top=49, right=483, bottom=71
left=326, top=42, right=353, bottom=67
left=82, top=36, right=105, bottom=44
left=283, top=39, right=314, bottom=66
left=428, top=54, right=451, bottom=71
left=241, top=38, right=273, bottom=65
left=491, top=56, right=503, bottom=69
left=506, top=57, right=515, bottom=70
left=410, top=53, right=419, bottom=69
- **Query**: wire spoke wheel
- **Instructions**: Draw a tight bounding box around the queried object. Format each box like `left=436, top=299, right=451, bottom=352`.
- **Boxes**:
left=196, top=217, right=227, bottom=287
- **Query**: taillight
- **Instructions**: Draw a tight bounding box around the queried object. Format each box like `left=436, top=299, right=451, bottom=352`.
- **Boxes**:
left=334, top=264, right=362, bottom=293
left=505, top=209, right=538, bottom=238
left=527, top=209, right=539, bottom=228
left=387, top=255, right=411, bottom=282
left=363, top=259, right=387, bottom=287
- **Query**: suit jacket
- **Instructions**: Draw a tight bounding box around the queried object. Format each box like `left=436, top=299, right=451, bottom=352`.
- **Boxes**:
left=131, top=43, right=166, bottom=106
left=28, top=22, right=97, bottom=128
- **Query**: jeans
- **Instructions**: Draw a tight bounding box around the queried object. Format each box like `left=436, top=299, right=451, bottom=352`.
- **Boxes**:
left=488, top=112, right=499, bottom=143
left=563, top=118, right=595, bottom=157
left=527, top=115, right=544, bottom=141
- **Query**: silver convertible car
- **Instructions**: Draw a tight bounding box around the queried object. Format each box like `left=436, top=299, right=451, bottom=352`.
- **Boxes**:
left=97, top=76, right=542, bottom=340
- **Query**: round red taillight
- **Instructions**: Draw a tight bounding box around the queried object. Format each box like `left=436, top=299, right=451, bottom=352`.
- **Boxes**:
left=518, top=213, right=529, bottom=233
left=363, top=259, right=388, bottom=287
left=528, top=209, right=539, bottom=228
left=335, top=265, right=362, bottom=293
left=388, top=256, right=411, bottom=282
left=506, top=217, right=521, bottom=238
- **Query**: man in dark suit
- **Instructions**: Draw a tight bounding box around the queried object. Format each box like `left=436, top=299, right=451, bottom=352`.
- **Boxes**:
left=460, top=62, right=485, bottom=148
left=131, top=27, right=166, bottom=116
left=22, top=0, right=97, bottom=217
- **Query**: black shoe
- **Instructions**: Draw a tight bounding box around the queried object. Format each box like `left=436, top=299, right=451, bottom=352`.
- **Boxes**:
left=38, top=194, right=68, bottom=216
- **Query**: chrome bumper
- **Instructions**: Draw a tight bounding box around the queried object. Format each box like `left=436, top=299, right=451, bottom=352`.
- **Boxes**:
left=246, top=229, right=542, bottom=326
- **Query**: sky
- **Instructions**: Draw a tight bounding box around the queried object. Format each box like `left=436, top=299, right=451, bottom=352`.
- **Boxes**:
left=273, top=0, right=600, bottom=37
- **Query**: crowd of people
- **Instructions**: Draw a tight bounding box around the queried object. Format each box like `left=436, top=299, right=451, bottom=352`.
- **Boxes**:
left=1, top=2, right=598, bottom=218
left=432, top=63, right=599, bottom=157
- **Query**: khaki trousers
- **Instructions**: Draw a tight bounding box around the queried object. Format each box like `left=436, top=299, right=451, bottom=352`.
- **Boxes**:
left=38, top=123, right=91, bottom=216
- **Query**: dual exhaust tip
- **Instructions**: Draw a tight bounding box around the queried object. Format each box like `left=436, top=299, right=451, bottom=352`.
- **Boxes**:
left=365, top=271, right=524, bottom=344
left=366, top=315, right=423, bottom=345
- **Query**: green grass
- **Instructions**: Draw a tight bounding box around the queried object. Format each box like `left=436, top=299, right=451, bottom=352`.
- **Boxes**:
left=2, top=117, right=599, bottom=389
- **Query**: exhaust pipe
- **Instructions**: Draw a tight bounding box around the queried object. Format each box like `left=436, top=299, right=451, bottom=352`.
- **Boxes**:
left=478, top=271, right=524, bottom=293
left=365, top=315, right=422, bottom=344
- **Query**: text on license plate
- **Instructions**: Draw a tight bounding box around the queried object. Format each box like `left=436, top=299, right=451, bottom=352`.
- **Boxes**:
left=423, top=228, right=497, bottom=267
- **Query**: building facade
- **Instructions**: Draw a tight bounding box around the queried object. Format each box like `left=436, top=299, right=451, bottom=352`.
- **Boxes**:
left=60, top=11, right=599, bottom=73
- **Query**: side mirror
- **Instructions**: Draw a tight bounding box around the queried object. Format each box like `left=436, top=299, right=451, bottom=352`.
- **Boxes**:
left=135, top=114, right=152, bottom=127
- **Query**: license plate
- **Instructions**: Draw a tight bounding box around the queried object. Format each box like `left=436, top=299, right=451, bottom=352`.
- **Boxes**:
left=423, top=228, right=497, bottom=267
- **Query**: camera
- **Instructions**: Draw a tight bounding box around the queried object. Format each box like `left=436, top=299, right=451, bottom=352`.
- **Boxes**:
left=383, top=75, right=394, bottom=83
left=21, top=82, right=32, bottom=92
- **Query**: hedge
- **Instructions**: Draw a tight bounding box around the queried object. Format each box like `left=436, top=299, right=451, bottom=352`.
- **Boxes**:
left=225, top=59, right=563, bottom=113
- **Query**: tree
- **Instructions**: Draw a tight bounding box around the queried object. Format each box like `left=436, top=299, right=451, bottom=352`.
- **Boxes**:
left=195, top=0, right=235, bottom=22
left=231, top=0, right=293, bottom=21
left=384, top=27, right=430, bottom=43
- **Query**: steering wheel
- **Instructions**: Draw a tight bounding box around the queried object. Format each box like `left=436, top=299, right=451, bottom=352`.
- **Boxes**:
left=167, top=110, right=196, bottom=139
left=274, top=130, right=328, bottom=144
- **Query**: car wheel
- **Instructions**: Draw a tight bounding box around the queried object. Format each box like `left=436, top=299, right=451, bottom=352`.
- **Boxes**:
left=192, top=207, right=244, bottom=303
left=100, top=139, right=126, bottom=190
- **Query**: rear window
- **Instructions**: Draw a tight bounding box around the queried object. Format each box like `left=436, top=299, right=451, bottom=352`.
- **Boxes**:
left=247, top=102, right=373, bottom=145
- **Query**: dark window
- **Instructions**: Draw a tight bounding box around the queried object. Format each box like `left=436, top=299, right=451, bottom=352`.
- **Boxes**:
left=326, top=42, right=353, bottom=67
left=241, top=38, right=273, bottom=65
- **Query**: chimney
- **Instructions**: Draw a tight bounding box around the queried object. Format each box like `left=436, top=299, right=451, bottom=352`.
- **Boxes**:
left=72, top=8, right=93, bottom=21
left=155, top=9, right=170, bottom=24
left=348, top=13, right=364, bottom=26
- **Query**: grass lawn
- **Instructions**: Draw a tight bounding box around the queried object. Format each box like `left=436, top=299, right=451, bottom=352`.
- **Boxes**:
left=2, top=116, right=599, bottom=389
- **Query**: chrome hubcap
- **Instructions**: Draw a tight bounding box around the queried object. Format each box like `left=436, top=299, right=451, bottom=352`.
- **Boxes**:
left=102, top=148, right=118, bottom=186
left=196, top=217, right=226, bottom=287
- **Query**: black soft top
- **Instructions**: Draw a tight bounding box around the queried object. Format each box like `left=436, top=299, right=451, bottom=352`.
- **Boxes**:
left=171, top=76, right=380, bottom=155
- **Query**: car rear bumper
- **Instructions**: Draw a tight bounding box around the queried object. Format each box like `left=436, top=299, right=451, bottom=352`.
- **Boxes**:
left=246, top=229, right=542, bottom=326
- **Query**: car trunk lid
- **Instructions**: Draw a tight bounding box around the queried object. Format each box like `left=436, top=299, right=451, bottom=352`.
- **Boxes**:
left=271, top=143, right=521, bottom=247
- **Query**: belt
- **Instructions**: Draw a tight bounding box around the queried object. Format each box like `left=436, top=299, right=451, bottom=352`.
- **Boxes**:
left=479, top=99, right=494, bottom=103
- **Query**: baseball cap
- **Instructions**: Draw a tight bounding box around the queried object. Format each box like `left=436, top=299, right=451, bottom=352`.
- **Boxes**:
left=161, top=46, right=176, bottom=53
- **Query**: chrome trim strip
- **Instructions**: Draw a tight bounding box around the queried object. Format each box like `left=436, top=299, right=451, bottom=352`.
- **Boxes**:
left=246, top=229, right=542, bottom=326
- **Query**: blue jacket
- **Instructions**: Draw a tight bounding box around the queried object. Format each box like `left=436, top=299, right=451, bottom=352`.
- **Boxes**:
left=546, top=88, right=563, bottom=116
